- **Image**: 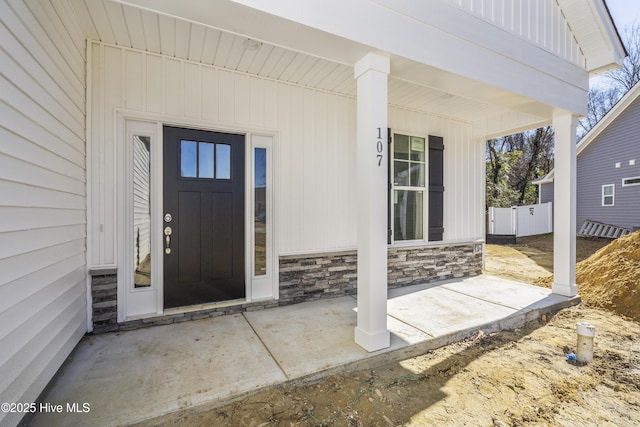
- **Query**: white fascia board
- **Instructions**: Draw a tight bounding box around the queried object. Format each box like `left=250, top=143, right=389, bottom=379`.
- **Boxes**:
left=587, top=0, right=627, bottom=72
left=473, top=117, right=552, bottom=142
left=588, top=52, right=627, bottom=77
left=119, top=0, right=589, bottom=115
left=238, top=0, right=589, bottom=114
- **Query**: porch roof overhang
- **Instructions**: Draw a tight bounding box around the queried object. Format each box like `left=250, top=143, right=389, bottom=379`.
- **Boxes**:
left=74, top=0, right=625, bottom=140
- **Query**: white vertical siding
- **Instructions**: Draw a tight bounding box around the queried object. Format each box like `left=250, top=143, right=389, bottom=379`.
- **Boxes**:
left=0, top=0, right=86, bottom=426
left=90, top=43, right=484, bottom=260
left=89, top=43, right=358, bottom=258
left=449, top=0, right=584, bottom=67
left=389, top=107, right=485, bottom=241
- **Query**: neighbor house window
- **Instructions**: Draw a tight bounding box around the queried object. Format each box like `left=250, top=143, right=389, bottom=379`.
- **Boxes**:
left=622, top=176, right=640, bottom=187
left=393, top=134, right=426, bottom=241
left=602, top=184, right=614, bottom=206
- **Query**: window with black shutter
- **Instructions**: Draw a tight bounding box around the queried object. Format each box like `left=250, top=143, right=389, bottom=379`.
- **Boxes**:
left=428, top=135, right=444, bottom=241
left=388, top=132, right=444, bottom=243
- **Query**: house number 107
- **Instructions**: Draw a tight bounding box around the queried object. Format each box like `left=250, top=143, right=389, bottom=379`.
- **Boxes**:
left=376, top=127, right=383, bottom=166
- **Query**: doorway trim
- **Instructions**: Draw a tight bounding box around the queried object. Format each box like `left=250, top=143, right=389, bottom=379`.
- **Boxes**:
left=115, top=110, right=278, bottom=321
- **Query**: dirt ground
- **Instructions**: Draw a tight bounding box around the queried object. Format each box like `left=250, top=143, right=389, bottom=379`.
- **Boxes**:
left=138, top=237, right=639, bottom=427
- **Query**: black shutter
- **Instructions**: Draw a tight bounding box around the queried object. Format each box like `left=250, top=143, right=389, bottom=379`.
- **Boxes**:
left=387, top=128, right=392, bottom=244
left=428, top=135, right=444, bottom=241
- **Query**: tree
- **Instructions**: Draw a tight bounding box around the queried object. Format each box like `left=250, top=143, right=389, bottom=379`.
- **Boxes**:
left=578, top=22, right=640, bottom=138
left=486, top=127, right=554, bottom=208
left=606, top=23, right=640, bottom=92
left=487, top=23, right=640, bottom=208
left=577, top=86, right=621, bottom=138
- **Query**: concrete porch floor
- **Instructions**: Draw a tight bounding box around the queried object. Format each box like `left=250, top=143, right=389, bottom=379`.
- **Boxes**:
left=30, top=274, right=579, bottom=427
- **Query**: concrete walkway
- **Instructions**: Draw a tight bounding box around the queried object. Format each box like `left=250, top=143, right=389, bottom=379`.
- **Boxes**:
left=31, top=275, right=578, bottom=426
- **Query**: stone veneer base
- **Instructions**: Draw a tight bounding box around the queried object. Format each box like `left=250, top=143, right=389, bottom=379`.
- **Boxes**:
left=91, top=242, right=483, bottom=333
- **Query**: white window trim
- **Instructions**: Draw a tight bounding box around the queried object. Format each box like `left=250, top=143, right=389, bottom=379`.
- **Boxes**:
left=622, top=176, right=640, bottom=187
left=602, top=184, right=615, bottom=206
left=391, top=132, right=428, bottom=244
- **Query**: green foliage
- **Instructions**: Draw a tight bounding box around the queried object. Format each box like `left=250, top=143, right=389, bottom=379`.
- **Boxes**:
left=486, top=128, right=553, bottom=208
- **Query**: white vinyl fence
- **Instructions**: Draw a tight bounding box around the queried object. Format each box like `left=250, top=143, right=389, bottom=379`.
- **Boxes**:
left=488, top=202, right=553, bottom=237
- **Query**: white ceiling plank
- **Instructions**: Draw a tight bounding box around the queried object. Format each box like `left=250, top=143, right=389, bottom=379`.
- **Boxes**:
left=200, top=27, right=222, bottom=65
left=174, top=19, right=190, bottom=59
left=236, top=44, right=260, bottom=73
left=68, top=0, right=99, bottom=41
left=298, top=59, right=333, bottom=87
left=257, top=45, right=286, bottom=77
left=315, top=65, right=350, bottom=91
left=325, top=68, right=354, bottom=94
left=267, top=50, right=296, bottom=80
left=245, top=43, right=273, bottom=75
left=289, top=56, right=321, bottom=85
left=102, top=1, right=132, bottom=47
left=187, top=24, right=206, bottom=62
left=84, top=0, right=115, bottom=44
left=139, top=9, right=161, bottom=53
left=224, top=36, right=245, bottom=70
left=213, top=32, right=235, bottom=67
left=122, top=4, right=146, bottom=51
left=157, top=14, right=175, bottom=57
left=278, top=53, right=310, bottom=82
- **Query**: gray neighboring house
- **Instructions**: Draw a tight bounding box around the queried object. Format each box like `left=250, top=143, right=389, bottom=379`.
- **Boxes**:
left=536, top=81, right=640, bottom=233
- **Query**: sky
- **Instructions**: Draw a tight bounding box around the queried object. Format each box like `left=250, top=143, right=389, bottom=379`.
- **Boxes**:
left=606, top=0, right=640, bottom=32
left=589, top=0, right=640, bottom=88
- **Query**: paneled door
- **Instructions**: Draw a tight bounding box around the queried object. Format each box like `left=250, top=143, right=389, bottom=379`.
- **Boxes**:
left=163, top=126, right=245, bottom=308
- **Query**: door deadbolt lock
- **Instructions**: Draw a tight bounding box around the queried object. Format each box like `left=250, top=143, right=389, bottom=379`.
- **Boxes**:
left=164, top=213, right=172, bottom=223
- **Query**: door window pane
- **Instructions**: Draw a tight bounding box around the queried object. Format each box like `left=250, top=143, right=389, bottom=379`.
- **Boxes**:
left=133, top=135, right=151, bottom=288
left=181, top=140, right=231, bottom=180
left=180, top=140, right=197, bottom=178
left=216, top=144, right=231, bottom=179
left=254, top=148, right=267, bottom=276
left=198, top=142, right=214, bottom=178
left=393, top=190, right=424, bottom=241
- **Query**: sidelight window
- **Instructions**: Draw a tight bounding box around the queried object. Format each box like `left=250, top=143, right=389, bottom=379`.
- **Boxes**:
left=133, top=135, right=152, bottom=288
left=254, top=148, right=267, bottom=276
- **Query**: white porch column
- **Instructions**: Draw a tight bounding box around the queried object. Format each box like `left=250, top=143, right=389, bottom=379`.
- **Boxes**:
left=354, top=53, right=390, bottom=352
left=552, top=111, right=579, bottom=297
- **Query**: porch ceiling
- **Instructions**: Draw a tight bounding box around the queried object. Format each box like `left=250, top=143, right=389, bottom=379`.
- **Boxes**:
left=70, top=0, right=548, bottom=135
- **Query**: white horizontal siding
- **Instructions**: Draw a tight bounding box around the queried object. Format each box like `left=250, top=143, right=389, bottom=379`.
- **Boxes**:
left=0, top=1, right=86, bottom=426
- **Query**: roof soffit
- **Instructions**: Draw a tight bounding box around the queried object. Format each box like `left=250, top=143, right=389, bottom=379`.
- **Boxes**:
left=117, top=0, right=589, bottom=114
left=556, top=0, right=626, bottom=75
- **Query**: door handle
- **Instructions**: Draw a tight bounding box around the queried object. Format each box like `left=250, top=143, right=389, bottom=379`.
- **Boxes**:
left=164, top=226, right=172, bottom=254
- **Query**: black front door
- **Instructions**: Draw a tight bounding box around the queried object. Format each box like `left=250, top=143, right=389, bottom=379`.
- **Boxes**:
left=163, top=126, right=245, bottom=308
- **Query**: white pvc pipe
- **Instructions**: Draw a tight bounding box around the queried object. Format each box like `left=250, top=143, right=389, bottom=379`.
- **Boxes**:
left=576, top=322, right=596, bottom=363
